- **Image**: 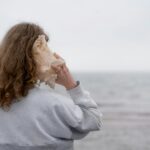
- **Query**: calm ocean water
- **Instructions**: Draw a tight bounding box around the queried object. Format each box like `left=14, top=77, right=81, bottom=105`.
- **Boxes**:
left=56, top=72, right=150, bottom=150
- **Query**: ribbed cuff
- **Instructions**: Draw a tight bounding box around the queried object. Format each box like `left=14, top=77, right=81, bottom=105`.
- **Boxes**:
left=66, top=81, right=87, bottom=101
left=66, top=81, right=98, bottom=108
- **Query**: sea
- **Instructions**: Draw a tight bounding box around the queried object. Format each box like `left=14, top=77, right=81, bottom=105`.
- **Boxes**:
left=55, top=72, right=150, bottom=150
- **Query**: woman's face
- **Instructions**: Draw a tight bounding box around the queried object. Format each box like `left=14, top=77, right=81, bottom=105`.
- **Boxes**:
left=32, top=35, right=54, bottom=72
left=32, top=35, right=65, bottom=81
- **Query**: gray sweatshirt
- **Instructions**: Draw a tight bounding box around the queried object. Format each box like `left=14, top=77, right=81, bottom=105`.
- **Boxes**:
left=0, top=81, right=103, bottom=150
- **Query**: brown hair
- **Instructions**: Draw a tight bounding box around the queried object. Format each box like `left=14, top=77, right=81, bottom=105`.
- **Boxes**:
left=0, top=22, right=49, bottom=111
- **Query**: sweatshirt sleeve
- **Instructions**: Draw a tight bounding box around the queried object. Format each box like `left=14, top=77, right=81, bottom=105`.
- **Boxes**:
left=55, top=81, right=103, bottom=140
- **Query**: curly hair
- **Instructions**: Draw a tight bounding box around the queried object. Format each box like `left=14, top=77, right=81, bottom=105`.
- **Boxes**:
left=0, top=22, right=49, bottom=111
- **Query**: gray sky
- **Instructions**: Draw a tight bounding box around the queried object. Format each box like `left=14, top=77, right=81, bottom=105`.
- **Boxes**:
left=0, top=0, right=150, bottom=72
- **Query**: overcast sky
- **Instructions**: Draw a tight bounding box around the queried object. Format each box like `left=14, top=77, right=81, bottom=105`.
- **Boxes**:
left=0, top=0, right=150, bottom=72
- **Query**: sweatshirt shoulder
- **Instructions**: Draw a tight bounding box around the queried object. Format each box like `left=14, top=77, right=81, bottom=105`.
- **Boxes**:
left=27, top=85, right=72, bottom=108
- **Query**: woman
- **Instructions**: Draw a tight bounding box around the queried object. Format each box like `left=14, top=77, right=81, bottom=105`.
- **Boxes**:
left=0, top=22, right=102, bottom=150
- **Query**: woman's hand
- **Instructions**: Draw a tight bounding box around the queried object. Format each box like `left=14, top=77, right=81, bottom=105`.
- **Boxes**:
left=51, top=53, right=77, bottom=90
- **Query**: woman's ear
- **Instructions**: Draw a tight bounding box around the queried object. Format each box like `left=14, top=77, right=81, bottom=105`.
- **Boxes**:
left=33, top=35, right=46, bottom=49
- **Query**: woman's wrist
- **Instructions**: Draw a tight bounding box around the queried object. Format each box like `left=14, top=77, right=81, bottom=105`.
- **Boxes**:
left=65, top=80, right=79, bottom=90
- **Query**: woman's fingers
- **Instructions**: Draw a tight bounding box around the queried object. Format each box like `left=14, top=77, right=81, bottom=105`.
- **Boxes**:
left=62, top=64, right=68, bottom=73
left=51, top=64, right=62, bottom=73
